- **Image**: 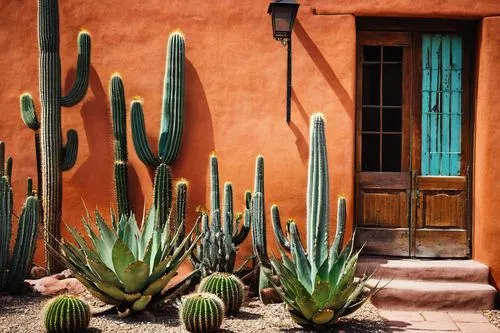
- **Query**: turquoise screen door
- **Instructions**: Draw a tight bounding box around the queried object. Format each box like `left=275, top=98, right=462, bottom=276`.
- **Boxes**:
left=421, top=34, right=462, bottom=176
left=414, top=33, right=469, bottom=258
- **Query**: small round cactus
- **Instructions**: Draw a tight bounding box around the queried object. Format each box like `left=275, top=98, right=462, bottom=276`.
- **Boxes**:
left=180, top=293, right=225, bottom=333
left=43, top=295, right=90, bottom=333
left=198, top=272, right=244, bottom=315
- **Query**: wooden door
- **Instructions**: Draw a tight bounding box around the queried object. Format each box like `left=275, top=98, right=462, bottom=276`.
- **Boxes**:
left=355, top=32, right=412, bottom=256
left=355, top=29, right=473, bottom=258
left=411, top=34, right=471, bottom=258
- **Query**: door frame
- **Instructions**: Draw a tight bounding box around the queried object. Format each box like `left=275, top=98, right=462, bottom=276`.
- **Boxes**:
left=354, top=18, right=478, bottom=258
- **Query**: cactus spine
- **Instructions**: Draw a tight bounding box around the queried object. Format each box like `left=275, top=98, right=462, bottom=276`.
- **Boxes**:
left=110, top=74, right=130, bottom=218
left=191, top=154, right=251, bottom=276
left=180, top=293, right=224, bottom=333
left=43, top=295, right=90, bottom=333
left=20, top=0, right=91, bottom=273
left=198, top=273, right=244, bottom=315
left=0, top=142, right=41, bottom=293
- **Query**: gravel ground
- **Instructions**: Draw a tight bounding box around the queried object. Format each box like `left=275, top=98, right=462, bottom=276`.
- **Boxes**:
left=0, top=294, right=390, bottom=333
left=484, top=309, right=500, bottom=330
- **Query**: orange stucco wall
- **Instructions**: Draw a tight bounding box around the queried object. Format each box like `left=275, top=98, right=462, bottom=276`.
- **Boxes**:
left=474, top=16, right=500, bottom=289
left=0, top=1, right=499, bottom=288
left=0, top=1, right=356, bottom=267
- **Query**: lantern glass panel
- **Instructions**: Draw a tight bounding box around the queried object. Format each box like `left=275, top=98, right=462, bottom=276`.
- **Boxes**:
left=274, top=8, right=292, bottom=34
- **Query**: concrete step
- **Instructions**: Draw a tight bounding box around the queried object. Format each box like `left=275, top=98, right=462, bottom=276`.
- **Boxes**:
left=357, top=257, right=490, bottom=283
left=368, top=279, right=497, bottom=311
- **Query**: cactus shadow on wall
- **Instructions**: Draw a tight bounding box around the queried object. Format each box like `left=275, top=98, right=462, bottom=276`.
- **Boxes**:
left=289, top=88, right=308, bottom=165
left=170, top=59, right=214, bottom=227
left=293, top=20, right=354, bottom=118
left=62, top=66, right=118, bottom=214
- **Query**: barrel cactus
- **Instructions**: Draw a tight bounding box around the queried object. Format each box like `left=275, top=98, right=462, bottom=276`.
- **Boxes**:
left=180, top=293, right=225, bottom=333
left=109, top=74, right=131, bottom=219
left=0, top=142, right=41, bottom=293
left=43, top=295, right=90, bottom=333
left=268, top=113, right=377, bottom=329
left=189, top=154, right=251, bottom=276
left=20, top=0, right=91, bottom=273
left=198, top=273, right=244, bottom=315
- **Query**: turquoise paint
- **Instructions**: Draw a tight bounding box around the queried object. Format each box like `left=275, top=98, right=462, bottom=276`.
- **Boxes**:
left=421, top=34, right=462, bottom=176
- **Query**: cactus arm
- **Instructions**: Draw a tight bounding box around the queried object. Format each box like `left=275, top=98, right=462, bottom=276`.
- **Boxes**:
left=331, top=196, right=347, bottom=257
left=110, top=74, right=130, bottom=218
left=175, top=181, right=187, bottom=247
left=0, top=176, right=13, bottom=290
left=271, top=204, right=291, bottom=251
left=232, top=209, right=250, bottom=246
left=61, top=129, right=78, bottom=171
left=7, top=194, right=40, bottom=292
left=131, top=100, right=160, bottom=168
left=251, top=192, right=269, bottom=266
left=222, top=183, right=233, bottom=238
left=60, top=31, right=91, bottom=107
left=209, top=155, right=220, bottom=228
left=20, top=93, right=41, bottom=130
left=159, top=32, right=185, bottom=164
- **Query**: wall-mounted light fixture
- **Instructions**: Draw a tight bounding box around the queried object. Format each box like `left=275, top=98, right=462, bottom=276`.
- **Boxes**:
left=268, top=0, right=300, bottom=123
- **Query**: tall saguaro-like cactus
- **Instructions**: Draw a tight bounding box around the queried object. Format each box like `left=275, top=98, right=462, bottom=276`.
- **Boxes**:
left=131, top=31, right=185, bottom=224
left=110, top=74, right=130, bottom=218
left=20, top=0, right=91, bottom=273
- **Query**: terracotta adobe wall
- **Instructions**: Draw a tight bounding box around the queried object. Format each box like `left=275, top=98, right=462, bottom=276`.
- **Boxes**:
left=474, top=17, right=500, bottom=289
left=0, top=0, right=499, bottom=289
left=0, top=1, right=356, bottom=267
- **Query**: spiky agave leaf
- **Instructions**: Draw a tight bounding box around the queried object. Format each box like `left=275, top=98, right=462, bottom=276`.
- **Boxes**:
left=56, top=207, right=201, bottom=317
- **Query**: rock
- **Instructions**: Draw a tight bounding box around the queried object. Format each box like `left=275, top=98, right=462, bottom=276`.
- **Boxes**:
left=29, top=266, right=47, bottom=279
left=25, top=274, right=85, bottom=296
left=260, top=287, right=283, bottom=305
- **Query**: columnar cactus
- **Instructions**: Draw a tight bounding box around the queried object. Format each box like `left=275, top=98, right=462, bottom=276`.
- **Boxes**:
left=180, top=293, right=225, bottom=333
left=152, top=163, right=172, bottom=230
left=190, top=154, right=251, bottom=276
left=0, top=142, right=41, bottom=293
left=198, top=273, right=244, bottom=315
left=20, top=0, right=91, bottom=273
left=110, top=74, right=131, bottom=218
left=268, top=114, right=376, bottom=328
left=130, top=31, right=185, bottom=220
left=43, top=295, right=90, bottom=333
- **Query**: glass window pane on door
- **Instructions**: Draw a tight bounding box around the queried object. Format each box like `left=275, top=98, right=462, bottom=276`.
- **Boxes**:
left=361, top=45, right=403, bottom=172
left=421, top=34, right=462, bottom=176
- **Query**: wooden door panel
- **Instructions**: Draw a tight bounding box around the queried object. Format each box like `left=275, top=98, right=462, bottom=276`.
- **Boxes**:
left=356, top=172, right=410, bottom=256
left=361, top=191, right=408, bottom=227
left=419, top=190, right=466, bottom=228
left=414, top=229, right=468, bottom=257
left=357, top=228, right=409, bottom=257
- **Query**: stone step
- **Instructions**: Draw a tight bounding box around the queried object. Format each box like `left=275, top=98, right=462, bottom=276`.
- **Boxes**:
left=357, top=257, right=490, bottom=283
left=368, top=279, right=497, bottom=310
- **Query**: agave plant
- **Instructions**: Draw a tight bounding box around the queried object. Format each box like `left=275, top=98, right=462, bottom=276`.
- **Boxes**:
left=52, top=184, right=201, bottom=317
left=267, top=113, right=377, bottom=328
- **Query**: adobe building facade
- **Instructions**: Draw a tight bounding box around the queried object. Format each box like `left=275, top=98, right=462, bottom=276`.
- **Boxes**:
left=0, top=0, right=499, bottom=288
